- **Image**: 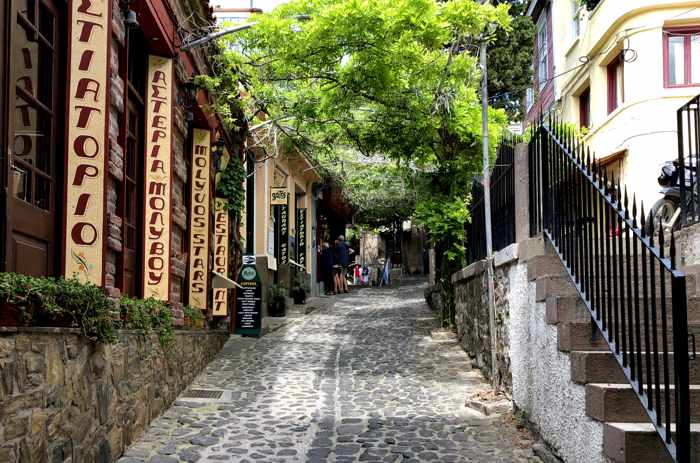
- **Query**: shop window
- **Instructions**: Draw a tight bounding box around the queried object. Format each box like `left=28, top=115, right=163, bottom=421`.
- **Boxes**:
left=607, top=53, right=624, bottom=114
left=664, top=28, right=700, bottom=87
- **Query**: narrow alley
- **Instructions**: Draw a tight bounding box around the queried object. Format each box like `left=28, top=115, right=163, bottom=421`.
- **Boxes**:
left=117, top=281, right=538, bottom=463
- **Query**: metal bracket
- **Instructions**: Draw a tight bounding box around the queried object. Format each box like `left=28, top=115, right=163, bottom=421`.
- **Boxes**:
left=690, top=333, right=697, bottom=360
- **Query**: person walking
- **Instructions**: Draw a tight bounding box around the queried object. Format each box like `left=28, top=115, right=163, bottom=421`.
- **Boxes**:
left=336, top=235, right=351, bottom=293
left=321, top=242, right=335, bottom=295
left=332, top=239, right=342, bottom=294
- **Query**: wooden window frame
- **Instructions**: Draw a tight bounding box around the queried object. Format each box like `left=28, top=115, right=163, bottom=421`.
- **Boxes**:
left=663, top=26, right=700, bottom=88
left=607, top=54, right=624, bottom=114
left=579, top=87, right=590, bottom=129
left=536, top=13, right=549, bottom=91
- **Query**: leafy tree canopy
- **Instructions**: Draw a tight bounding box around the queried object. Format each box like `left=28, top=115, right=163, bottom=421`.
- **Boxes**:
left=201, top=0, right=517, bottom=264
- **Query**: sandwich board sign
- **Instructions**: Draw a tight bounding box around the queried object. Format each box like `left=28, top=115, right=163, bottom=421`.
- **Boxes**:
left=235, top=256, right=262, bottom=336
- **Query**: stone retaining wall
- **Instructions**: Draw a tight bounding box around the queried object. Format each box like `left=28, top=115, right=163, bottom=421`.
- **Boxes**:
left=0, top=328, right=228, bottom=462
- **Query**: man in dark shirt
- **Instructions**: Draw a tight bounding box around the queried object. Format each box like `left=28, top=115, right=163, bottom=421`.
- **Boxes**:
left=336, top=235, right=351, bottom=293
left=321, top=242, right=335, bottom=295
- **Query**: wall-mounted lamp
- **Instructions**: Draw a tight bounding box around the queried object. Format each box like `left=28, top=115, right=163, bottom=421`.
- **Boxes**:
left=121, top=1, right=139, bottom=29
left=182, top=77, right=197, bottom=123
left=212, top=136, right=226, bottom=171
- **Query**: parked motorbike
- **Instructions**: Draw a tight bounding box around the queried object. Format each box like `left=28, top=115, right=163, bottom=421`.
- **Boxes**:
left=646, top=158, right=698, bottom=235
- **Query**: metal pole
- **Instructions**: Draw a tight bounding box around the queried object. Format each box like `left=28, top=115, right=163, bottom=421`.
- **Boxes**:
left=481, top=39, right=499, bottom=389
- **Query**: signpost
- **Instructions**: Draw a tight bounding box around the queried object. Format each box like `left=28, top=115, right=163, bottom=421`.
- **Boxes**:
left=235, top=256, right=262, bottom=336
left=296, top=208, right=306, bottom=269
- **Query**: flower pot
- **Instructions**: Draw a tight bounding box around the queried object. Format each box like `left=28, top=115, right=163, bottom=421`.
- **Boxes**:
left=268, top=299, right=286, bottom=317
left=0, top=302, right=22, bottom=327
left=292, top=290, right=306, bottom=305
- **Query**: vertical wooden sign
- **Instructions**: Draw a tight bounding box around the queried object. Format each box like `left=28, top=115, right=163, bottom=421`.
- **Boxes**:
left=188, top=129, right=210, bottom=310
left=297, top=208, right=306, bottom=269
left=63, top=0, right=110, bottom=284
left=143, top=55, right=172, bottom=300
left=213, top=198, right=229, bottom=316
left=278, top=203, right=289, bottom=265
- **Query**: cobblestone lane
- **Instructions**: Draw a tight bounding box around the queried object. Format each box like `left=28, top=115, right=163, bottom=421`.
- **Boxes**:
left=119, top=280, right=538, bottom=463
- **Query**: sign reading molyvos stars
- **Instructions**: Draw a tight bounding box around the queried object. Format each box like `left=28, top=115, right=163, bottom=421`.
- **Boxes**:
left=143, top=55, right=172, bottom=300
left=63, top=0, right=110, bottom=284
left=213, top=198, right=229, bottom=317
left=188, top=129, right=210, bottom=310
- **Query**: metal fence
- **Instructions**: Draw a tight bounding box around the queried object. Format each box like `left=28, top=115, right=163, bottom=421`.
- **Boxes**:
left=677, top=95, right=700, bottom=227
left=530, top=117, right=691, bottom=462
left=466, top=135, right=518, bottom=264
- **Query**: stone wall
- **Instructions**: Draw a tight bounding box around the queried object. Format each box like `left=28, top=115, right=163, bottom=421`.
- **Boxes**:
left=452, top=251, right=514, bottom=391
left=0, top=328, right=228, bottom=463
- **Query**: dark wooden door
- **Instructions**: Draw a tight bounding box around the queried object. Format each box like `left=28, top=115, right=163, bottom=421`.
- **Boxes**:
left=5, top=0, right=63, bottom=277
left=123, top=98, right=144, bottom=296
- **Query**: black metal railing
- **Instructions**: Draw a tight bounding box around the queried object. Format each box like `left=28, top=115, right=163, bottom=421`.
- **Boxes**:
left=530, top=117, right=691, bottom=462
left=466, top=135, right=518, bottom=264
left=677, top=95, right=700, bottom=227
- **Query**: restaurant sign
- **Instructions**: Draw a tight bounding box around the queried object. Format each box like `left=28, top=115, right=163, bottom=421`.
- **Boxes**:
left=143, top=55, right=172, bottom=300
left=270, top=187, right=288, bottom=205
left=213, top=198, right=229, bottom=316
left=64, top=0, right=110, bottom=284
left=277, top=204, right=289, bottom=265
left=235, top=256, right=262, bottom=336
left=296, top=208, right=306, bottom=269
left=188, top=129, right=210, bottom=310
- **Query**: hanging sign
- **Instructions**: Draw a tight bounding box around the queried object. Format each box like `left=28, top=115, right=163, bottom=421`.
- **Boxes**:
left=213, top=198, right=229, bottom=317
left=297, top=208, right=306, bottom=269
left=188, top=128, right=210, bottom=310
left=278, top=204, right=289, bottom=265
left=63, top=0, right=111, bottom=284
left=270, top=187, right=288, bottom=205
left=143, top=55, right=172, bottom=300
left=235, top=257, right=262, bottom=336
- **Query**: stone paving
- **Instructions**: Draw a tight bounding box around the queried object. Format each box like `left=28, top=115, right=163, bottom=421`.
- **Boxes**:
left=118, top=280, right=539, bottom=463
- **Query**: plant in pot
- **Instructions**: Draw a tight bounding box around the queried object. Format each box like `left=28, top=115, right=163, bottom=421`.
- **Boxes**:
left=291, top=272, right=309, bottom=305
left=182, top=305, right=205, bottom=328
left=0, top=273, right=59, bottom=326
left=267, top=284, right=287, bottom=317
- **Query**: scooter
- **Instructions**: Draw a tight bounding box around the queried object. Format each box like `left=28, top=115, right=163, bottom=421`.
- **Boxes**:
left=646, top=158, right=698, bottom=235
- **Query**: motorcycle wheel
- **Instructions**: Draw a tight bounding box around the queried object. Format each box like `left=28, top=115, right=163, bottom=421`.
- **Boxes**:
left=645, top=197, right=680, bottom=236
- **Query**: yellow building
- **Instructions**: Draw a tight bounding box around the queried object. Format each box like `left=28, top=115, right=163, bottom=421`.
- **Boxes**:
left=526, top=0, right=700, bottom=211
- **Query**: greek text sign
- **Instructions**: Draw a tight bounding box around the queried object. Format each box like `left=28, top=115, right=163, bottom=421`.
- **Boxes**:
left=143, top=55, right=172, bottom=300
left=188, top=128, right=210, bottom=310
left=270, top=187, right=288, bottom=205
left=213, top=198, right=229, bottom=317
left=64, top=0, right=110, bottom=284
left=297, top=208, right=306, bottom=269
left=235, top=262, right=261, bottom=336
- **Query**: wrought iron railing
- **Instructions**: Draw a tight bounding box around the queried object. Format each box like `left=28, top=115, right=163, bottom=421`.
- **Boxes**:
left=466, top=135, right=518, bottom=264
left=677, top=95, right=700, bottom=227
left=530, top=117, right=691, bottom=462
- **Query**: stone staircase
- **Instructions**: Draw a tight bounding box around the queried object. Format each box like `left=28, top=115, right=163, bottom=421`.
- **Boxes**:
left=528, top=242, right=700, bottom=462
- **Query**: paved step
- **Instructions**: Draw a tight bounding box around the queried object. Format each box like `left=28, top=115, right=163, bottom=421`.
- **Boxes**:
left=546, top=295, right=590, bottom=325
left=571, top=351, right=700, bottom=385
left=586, top=383, right=700, bottom=423
left=603, top=422, right=700, bottom=463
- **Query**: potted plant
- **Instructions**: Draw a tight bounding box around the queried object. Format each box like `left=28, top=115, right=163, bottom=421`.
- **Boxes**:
left=267, top=284, right=287, bottom=317
left=291, top=272, right=309, bottom=305
left=0, top=273, right=61, bottom=327
left=182, top=305, right=205, bottom=328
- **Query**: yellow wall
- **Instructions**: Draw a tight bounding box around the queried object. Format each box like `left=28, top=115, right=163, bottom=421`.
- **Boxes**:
left=545, top=0, right=700, bottom=210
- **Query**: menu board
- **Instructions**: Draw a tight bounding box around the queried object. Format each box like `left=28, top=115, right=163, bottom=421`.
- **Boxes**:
left=235, top=256, right=262, bottom=336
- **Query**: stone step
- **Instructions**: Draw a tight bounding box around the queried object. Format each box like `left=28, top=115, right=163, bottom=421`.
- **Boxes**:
left=557, top=322, right=609, bottom=352
left=527, top=254, right=565, bottom=281
left=546, top=295, right=589, bottom=324
left=603, top=422, right=700, bottom=463
left=571, top=351, right=700, bottom=385
left=536, top=275, right=578, bottom=302
left=586, top=383, right=700, bottom=423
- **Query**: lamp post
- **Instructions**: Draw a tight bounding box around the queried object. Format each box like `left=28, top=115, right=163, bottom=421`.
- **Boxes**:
left=212, top=136, right=226, bottom=171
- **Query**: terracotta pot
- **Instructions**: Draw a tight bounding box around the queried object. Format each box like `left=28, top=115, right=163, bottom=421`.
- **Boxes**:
left=0, top=302, right=22, bottom=327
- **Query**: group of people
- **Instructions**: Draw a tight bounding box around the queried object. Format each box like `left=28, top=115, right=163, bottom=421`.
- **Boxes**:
left=320, top=235, right=353, bottom=295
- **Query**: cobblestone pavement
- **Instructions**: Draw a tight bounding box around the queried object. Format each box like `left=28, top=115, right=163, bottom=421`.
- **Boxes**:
left=119, top=280, right=539, bottom=463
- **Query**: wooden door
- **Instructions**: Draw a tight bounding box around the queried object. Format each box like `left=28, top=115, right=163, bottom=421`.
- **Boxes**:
left=6, top=0, right=63, bottom=277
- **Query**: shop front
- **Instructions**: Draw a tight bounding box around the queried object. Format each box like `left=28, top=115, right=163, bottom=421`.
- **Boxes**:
left=0, top=0, right=242, bottom=323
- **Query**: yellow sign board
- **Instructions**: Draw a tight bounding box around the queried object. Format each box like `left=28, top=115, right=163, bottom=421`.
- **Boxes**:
left=188, top=129, right=210, bottom=310
left=63, top=0, right=110, bottom=284
left=143, top=55, right=172, bottom=300
left=213, top=198, right=229, bottom=316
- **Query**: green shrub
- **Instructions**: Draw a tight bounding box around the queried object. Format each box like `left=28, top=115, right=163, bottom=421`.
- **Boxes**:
left=120, top=297, right=174, bottom=346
